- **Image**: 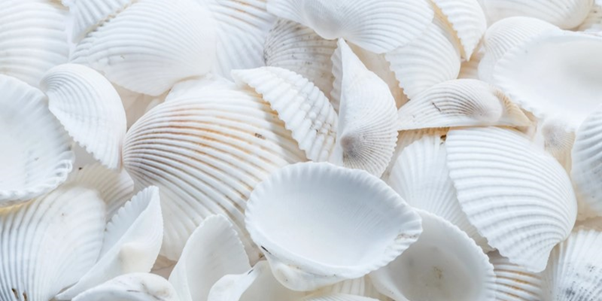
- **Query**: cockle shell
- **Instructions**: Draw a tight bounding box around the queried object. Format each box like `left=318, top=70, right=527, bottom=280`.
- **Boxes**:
left=431, top=0, right=487, bottom=59
left=479, top=0, right=593, bottom=29
left=489, top=251, right=543, bottom=301
left=62, top=0, right=133, bottom=42
left=72, top=273, right=178, bottom=301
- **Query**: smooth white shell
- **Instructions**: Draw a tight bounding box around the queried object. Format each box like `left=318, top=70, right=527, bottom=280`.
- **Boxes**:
left=479, top=0, right=593, bottom=29
left=72, top=273, right=178, bottom=301
left=489, top=251, right=543, bottom=301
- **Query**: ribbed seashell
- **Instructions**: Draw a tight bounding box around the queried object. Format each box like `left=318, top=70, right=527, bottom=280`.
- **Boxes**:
left=370, top=210, right=496, bottom=301
left=578, top=1, right=602, bottom=32
left=541, top=118, right=575, bottom=173
left=40, top=64, right=126, bottom=170
left=300, top=294, right=378, bottom=301
left=0, top=75, right=73, bottom=205
left=385, top=11, right=462, bottom=100
left=0, top=184, right=105, bottom=301
left=479, top=0, right=593, bottom=29
left=71, top=0, right=217, bottom=96
left=446, top=127, right=577, bottom=272
left=122, top=84, right=306, bottom=261
left=330, top=40, right=397, bottom=177
left=397, top=79, right=531, bottom=130
left=263, top=19, right=337, bottom=96
left=115, top=83, right=167, bottom=129
left=266, top=0, right=434, bottom=53
left=169, top=215, right=250, bottom=301
left=232, top=67, right=337, bottom=162
left=62, top=0, right=133, bottom=42
left=431, top=0, right=487, bottom=59
left=458, top=43, right=484, bottom=79
left=0, top=0, right=68, bottom=87
left=245, top=162, right=422, bottom=291
left=489, top=251, right=543, bottom=301
left=72, top=273, right=178, bottom=301
left=56, top=186, right=163, bottom=300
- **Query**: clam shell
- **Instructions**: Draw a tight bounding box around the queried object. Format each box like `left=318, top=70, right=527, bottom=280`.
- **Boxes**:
left=370, top=210, right=496, bottom=301
left=72, top=273, right=178, bottom=301
left=479, top=0, right=593, bottom=29
left=446, top=127, right=577, bottom=272
left=245, top=162, right=422, bottom=291
left=40, top=64, right=127, bottom=170
left=397, top=79, right=531, bottom=130
left=0, top=75, right=73, bottom=205
left=266, top=0, right=434, bottom=53
left=489, top=251, right=543, bottom=301
left=300, top=294, right=378, bottom=301
left=72, top=0, right=217, bottom=96
left=63, top=0, right=133, bottom=42
left=232, top=67, right=338, bottom=162
left=431, top=0, right=487, bottom=59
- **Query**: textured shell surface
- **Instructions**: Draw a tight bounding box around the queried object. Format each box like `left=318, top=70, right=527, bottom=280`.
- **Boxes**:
left=63, top=0, right=134, bottom=42
left=72, top=273, right=178, bottom=301
left=489, top=251, right=543, bottom=301
left=479, top=0, right=593, bottom=29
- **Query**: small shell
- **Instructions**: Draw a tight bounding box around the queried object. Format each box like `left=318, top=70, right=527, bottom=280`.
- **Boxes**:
left=245, top=162, right=422, bottom=291
left=62, top=0, right=133, bottom=41
left=397, top=79, right=531, bottom=130
left=479, top=0, right=593, bottom=29
left=266, top=0, right=434, bottom=53
left=40, top=64, right=127, bottom=170
left=232, top=67, right=338, bottom=162
left=72, top=273, right=178, bottom=301
left=446, top=127, right=577, bottom=272
left=300, top=294, right=378, bottom=301
left=489, top=251, right=543, bottom=301
left=0, top=75, right=74, bottom=205
left=431, top=0, right=487, bottom=59
left=370, top=210, right=496, bottom=301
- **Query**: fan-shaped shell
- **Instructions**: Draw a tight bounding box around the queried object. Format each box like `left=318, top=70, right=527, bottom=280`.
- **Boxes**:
left=489, top=251, right=543, bottom=301
left=63, top=0, right=133, bottom=42
left=72, top=273, right=178, bottom=301
left=479, top=0, right=593, bottom=29
left=431, top=0, right=487, bottom=59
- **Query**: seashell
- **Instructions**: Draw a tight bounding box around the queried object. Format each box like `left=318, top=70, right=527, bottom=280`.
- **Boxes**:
left=245, top=162, right=422, bottom=291
left=71, top=0, right=217, bottom=96
left=330, top=39, right=397, bottom=177
left=151, top=255, right=176, bottom=280
left=0, top=75, right=74, bottom=205
left=0, top=184, right=105, bottom=301
left=385, top=11, right=462, bottom=100
left=56, top=186, right=163, bottom=300
left=263, top=19, right=337, bottom=96
left=458, top=43, right=484, bottom=79
left=479, top=0, right=593, bottom=29
left=72, top=273, right=178, bottom=301
left=541, top=118, right=575, bottom=173
left=300, top=294, right=379, bottom=301
left=431, top=0, right=487, bottom=59
left=370, top=210, right=496, bottom=301
left=40, top=64, right=127, bottom=170
left=314, top=277, right=384, bottom=299
left=578, top=1, right=602, bottom=32
left=489, top=251, right=543, bottom=301
left=232, top=67, right=338, bottom=162
left=62, top=0, right=133, bottom=42
left=122, top=84, right=306, bottom=261
left=115, top=83, right=167, bottom=129
left=397, top=79, right=531, bottom=130
left=446, top=127, right=577, bottom=272
left=0, top=0, right=69, bottom=87
left=169, top=215, right=250, bottom=301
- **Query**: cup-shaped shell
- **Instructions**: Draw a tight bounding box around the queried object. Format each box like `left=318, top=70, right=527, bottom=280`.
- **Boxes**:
left=489, top=251, right=543, bottom=301
left=479, top=0, right=593, bottom=29
left=431, top=0, right=487, bottom=59
left=245, top=162, right=423, bottom=291
left=72, top=273, right=178, bottom=301
left=63, top=0, right=133, bottom=41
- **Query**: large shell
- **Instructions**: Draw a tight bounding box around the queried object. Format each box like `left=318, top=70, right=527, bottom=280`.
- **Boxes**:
left=479, top=0, right=593, bottom=29
left=446, top=127, right=577, bottom=272
left=431, top=0, right=487, bottom=59
left=62, top=0, right=133, bottom=42
left=489, top=251, right=543, bottom=301
left=0, top=75, right=73, bottom=205
left=245, top=162, right=422, bottom=291
left=266, top=0, right=434, bottom=53
left=72, top=273, right=178, bottom=301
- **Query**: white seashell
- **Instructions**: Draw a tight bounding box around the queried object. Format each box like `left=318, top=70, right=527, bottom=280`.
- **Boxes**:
left=458, top=43, right=484, bottom=79
left=541, top=118, right=575, bottom=173
left=71, top=0, right=217, bottom=96
left=0, top=1, right=69, bottom=87
left=245, top=162, right=422, bottom=291
left=266, top=0, right=434, bottom=53
left=62, top=0, right=133, bottom=42
left=122, top=84, right=305, bottom=261
left=0, top=184, right=105, bottom=301
left=232, top=67, right=338, bottom=162
left=446, top=127, right=577, bottom=272
left=115, top=83, right=167, bottom=129
left=314, top=277, right=384, bottom=299
left=370, top=210, right=496, bottom=301
left=56, top=186, right=163, bottom=300
left=479, top=0, right=593, bottom=29
left=0, top=75, right=74, bottom=205
left=397, top=79, right=531, bottom=130
left=489, top=251, right=543, bottom=301
left=300, top=294, right=378, bottom=301
left=169, top=215, right=250, bottom=301
left=330, top=39, right=397, bottom=177
left=578, top=1, right=602, bottom=32
left=151, top=255, right=176, bottom=280
left=40, top=64, right=127, bottom=170
left=431, top=0, right=487, bottom=59
left=72, top=273, right=178, bottom=301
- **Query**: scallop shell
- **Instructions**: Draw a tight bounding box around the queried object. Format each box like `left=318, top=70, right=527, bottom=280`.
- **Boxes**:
left=232, top=67, right=338, bottom=162
left=71, top=0, right=217, bottom=96
left=56, top=186, right=163, bottom=300
left=446, top=127, right=577, bottom=272
left=431, top=0, right=487, bottom=59
left=62, top=0, right=133, bottom=42
left=396, top=79, right=531, bottom=130
left=0, top=184, right=105, bottom=301
left=169, top=215, right=250, bottom=301
left=330, top=39, right=397, bottom=177
left=245, top=162, right=422, bottom=291
left=266, top=0, right=434, bottom=53
left=72, top=273, right=178, bottom=301
left=40, top=64, right=127, bottom=170
left=479, top=0, right=593, bottom=29
left=0, top=0, right=68, bottom=87
left=300, top=294, right=378, bottom=301
left=0, top=75, right=74, bottom=205
left=370, top=210, right=496, bottom=301
left=489, top=251, right=543, bottom=301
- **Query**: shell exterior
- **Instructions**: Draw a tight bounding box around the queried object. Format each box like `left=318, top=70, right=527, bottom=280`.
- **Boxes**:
left=266, top=0, right=434, bottom=53
left=459, top=43, right=484, bottom=79
left=431, top=0, right=487, bottom=59
left=72, top=273, right=178, bottom=301
left=115, top=83, right=167, bottom=129
left=63, top=0, right=133, bottom=42
left=489, top=251, right=543, bottom=301
left=0, top=184, right=105, bottom=301
left=446, top=127, right=577, bottom=272
left=72, top=0, right=217, bottom=96
left=370, top=210, right=496, bottom=301
left=397, top=79, right=531, bottom=130
left=40, top=64, right=127, bottom=170
left=578, top=0, right=602, bottom=32
left=479, top=0, right=593, bottom=29
left=245, top=162, right=423, bottom=291
left=0, top=75, right=73, bottom=205
left=232, top=67, right=338, bottom=162
left=541, top=118, right=575, bottom=173
left=314, top=277, right=384, bottom=300
left=300, top=294, right=378, bottom=301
